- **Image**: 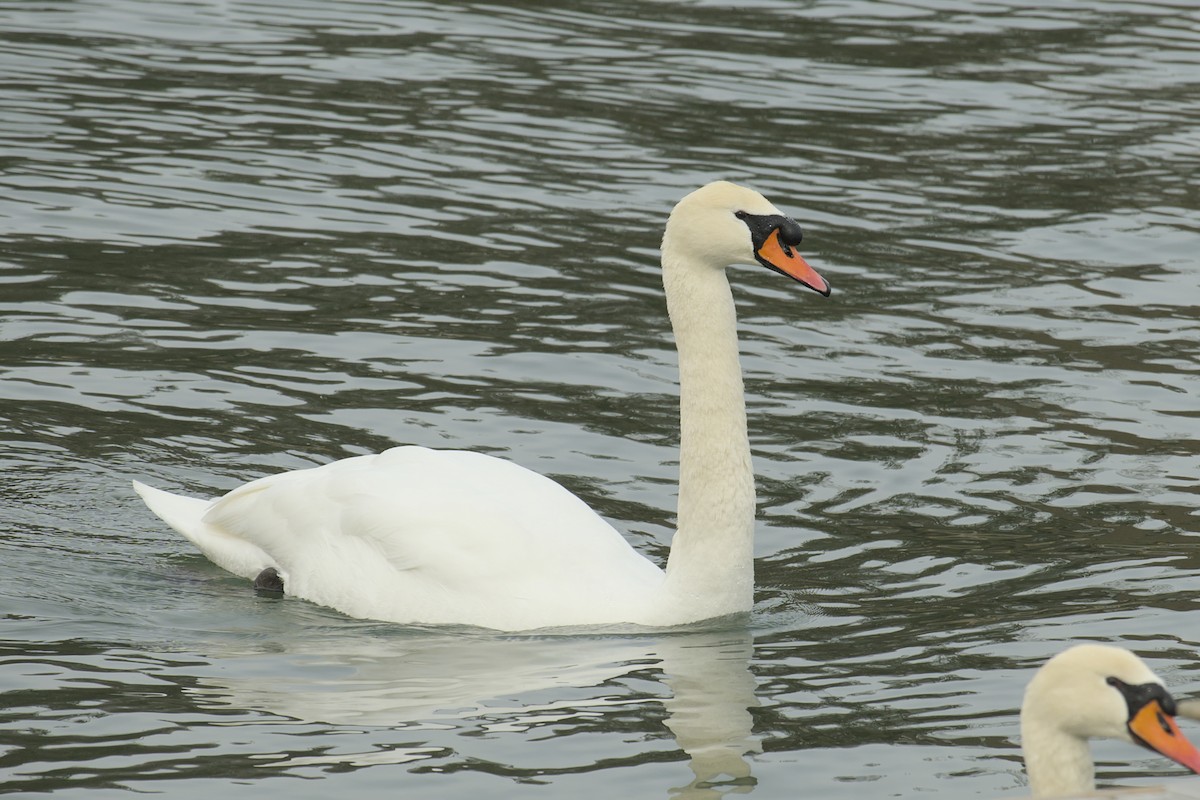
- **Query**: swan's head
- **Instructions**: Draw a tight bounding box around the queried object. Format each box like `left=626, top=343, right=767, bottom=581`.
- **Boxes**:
left=662, top=181, right=830, bottom=296
left=1021, top=644, right=1200, bottom=778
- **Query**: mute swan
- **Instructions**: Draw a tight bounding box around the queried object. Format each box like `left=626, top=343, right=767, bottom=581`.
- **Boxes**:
left=132, top=180, right=830, bottom=631
left=1021, top=644, right=1200, bottom=798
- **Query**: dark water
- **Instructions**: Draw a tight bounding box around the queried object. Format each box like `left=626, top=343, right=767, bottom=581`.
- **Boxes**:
left=2, top=1, right=1199, bottom=797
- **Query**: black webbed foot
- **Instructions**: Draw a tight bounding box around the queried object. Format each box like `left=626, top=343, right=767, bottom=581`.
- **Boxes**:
left=253, top=566, right=285, bottom=596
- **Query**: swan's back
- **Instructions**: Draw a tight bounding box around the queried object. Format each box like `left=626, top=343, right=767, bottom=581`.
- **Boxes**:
left=140, top=446, right=664, bottom=629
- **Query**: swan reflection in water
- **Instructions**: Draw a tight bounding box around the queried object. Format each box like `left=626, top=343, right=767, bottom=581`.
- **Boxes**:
left=186, top=625, right=759, bottom=797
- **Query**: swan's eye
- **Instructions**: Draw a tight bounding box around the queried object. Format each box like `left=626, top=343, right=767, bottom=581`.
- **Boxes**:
left=734, top=210, right=748, bottom=220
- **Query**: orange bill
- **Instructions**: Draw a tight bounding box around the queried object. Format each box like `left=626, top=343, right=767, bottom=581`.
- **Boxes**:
left=1129, top=698, right=1200, bottom=773
left=757, top=228, right=830, bottom=296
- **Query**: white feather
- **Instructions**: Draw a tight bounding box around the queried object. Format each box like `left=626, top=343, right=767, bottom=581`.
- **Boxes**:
left=134, top=181, right=822, bottom=631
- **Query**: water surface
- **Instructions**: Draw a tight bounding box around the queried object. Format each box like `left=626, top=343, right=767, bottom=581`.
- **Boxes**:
left=2, top=1, right=1200, bottom=797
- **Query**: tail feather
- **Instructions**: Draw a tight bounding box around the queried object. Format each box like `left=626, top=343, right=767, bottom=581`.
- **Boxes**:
left=132, top=480, right=209, bottom=533
left=132, top=480, right=274, bottom=580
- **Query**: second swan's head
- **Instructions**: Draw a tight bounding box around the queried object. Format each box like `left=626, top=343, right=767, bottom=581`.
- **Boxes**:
left=1021, top=643, right=1200, bottom=797
left=661, top=180, right=830, bottom=297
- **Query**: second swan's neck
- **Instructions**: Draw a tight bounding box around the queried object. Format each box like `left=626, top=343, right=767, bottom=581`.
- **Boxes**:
left=1021, top=717, right=1095, bottom=798
left=658, top=251, right=756, bottom=620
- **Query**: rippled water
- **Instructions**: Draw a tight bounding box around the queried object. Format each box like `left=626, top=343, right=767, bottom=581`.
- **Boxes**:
left=2, top=1, right=1199, bottom=797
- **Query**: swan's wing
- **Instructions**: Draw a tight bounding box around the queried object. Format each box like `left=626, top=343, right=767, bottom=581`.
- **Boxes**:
left=133, top=479, right=273, bottom=578
left=197, top=446, right=662, bottom=623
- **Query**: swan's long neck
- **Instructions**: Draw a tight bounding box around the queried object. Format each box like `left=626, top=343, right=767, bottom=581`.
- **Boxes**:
left=1022, top=716, right=1095, bottom=798
left=658, top=250, right=755, bottom=619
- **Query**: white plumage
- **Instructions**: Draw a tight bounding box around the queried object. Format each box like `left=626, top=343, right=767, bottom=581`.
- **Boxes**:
left=134, top=181, right=830, bottom=631
left=1021, top=644, right=1200, bottom=797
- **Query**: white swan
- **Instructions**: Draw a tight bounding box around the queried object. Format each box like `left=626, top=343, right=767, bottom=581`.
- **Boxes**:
left=1021, top=644, right=1200, bottom=797
left=133, top=181, right=831, bottom=631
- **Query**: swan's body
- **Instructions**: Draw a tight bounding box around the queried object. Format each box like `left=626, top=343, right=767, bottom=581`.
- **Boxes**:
left=133, top=181, right=831, bottom=631
left=1020, top=644, right=1200, bottom=798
